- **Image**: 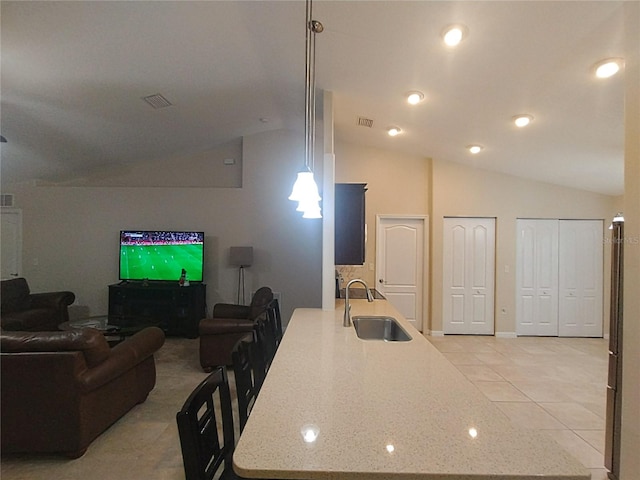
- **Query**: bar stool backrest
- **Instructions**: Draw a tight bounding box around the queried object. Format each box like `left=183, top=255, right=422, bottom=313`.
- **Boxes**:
left=176, top=367, right=236, bottom=480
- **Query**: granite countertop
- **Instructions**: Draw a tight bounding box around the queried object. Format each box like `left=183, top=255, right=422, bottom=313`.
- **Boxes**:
left=233, top=300, right=589, bottom=480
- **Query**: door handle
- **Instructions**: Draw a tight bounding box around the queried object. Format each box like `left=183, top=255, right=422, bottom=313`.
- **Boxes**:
left=379, top=279, right=384, bottom=284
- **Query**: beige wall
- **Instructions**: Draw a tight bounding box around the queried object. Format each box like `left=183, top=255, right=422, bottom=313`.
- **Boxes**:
left=333, top=139, right=615, bottom=335
left=334, top=141, right=431, bottom=288
left=620, top=1, right=640, bottom=476
left=5, top=129, right=322, bottom=325
left=431, top=160, right=616, bottom=334
left=35, top=138, right=244, bottom=188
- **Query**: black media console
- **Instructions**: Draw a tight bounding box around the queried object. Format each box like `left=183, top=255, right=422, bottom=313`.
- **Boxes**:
left=108, top=282, right=206, bottom=338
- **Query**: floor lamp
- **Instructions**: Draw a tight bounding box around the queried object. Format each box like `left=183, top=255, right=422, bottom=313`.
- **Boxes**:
left=230, top=247, right=253, bottom=304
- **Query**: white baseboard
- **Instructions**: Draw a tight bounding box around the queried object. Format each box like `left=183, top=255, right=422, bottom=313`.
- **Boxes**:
left=495, top=331, right=517, bottom=338
left=427, top=330, right=444, bottom=337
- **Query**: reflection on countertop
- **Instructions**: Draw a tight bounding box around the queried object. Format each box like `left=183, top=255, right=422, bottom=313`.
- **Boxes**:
left=337, top=288, right=385, bottom=300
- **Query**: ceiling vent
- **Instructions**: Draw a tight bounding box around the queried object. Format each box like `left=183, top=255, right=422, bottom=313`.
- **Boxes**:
left=1, top=194, right=15, bottom=207
left=142, top=93, right=173, bottom=109
left=357, top=116, right=374, bottom=128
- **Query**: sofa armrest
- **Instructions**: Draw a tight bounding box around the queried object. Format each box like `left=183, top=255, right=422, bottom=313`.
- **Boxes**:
left=29, top=291, right=76, bottom=310
left=0, top=316, right=26, bottom=331
left=79, top=327, right=165, bottom=393
left=212, top=303, right=251, bottom=319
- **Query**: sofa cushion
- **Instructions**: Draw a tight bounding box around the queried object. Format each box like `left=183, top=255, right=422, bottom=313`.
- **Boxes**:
left=0, top=278, right=31, bottom=313
left=1, top=309, right=54, bottom=331
left=0, top=329, right=111, bottom=368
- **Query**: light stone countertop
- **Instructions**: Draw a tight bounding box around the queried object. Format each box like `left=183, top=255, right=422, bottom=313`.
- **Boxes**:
left=233, top=299, right=590, bottom=480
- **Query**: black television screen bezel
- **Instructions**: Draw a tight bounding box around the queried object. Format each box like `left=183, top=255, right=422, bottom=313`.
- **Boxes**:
left=118, top=230, right=205, bottom=283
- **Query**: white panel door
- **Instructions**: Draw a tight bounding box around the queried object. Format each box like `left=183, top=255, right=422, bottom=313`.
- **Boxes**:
left=376, top=216, right=427, bottom=331
left=516, top=219, right=559, bottom=336
left=1, top=209, right=22, bottom=279
left=558, top=220, right=604, bottom=337
left=443, top=218, right=495, bottom=335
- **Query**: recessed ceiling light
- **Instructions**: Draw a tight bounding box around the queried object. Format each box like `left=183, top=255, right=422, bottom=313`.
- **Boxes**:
left=406, top=91, right=425, bottom=105
left=441, top=24, right=468, bottom=47
left=387, top=127, right=402, bottom=137
left=467, top=145, right=483, bottom=154
left=594, top=58, right=624, bottom=78
left=513, top=114, right=533, bottom=127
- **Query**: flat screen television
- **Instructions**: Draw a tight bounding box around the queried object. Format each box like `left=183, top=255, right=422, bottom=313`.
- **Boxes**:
left=119, top=230, right=204, bottom=282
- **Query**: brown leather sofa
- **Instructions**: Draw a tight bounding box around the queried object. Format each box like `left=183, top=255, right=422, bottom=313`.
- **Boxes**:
left=199, top=286, right=273, bottom=370
left=0, top=326, right=165, bottom=458
left=0, top=277, right=75, bottom=331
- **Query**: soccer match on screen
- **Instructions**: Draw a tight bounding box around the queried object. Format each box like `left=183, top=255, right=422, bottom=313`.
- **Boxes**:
left=119, top=231, right=204, bottom=282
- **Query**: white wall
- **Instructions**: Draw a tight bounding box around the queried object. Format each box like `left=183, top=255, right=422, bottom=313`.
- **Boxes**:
left=5, top=129, right=322, bottom=325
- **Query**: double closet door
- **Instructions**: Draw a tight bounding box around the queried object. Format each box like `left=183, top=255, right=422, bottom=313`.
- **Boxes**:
left=516, top=219, right=603, bottom=337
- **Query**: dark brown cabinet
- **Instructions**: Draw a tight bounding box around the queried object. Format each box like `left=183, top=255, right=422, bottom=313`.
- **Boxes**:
left=335, top=183, right=367, bottom=265
left=108, top=282, right=206, bottom=338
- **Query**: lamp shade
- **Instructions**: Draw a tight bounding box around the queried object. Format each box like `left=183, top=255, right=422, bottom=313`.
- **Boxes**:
left=230, top=246, right=253, bottom=267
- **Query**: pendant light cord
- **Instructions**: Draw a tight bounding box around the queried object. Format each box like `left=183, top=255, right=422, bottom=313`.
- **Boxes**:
left=305, top=0, right=322, bottom=174
left=305, top=0, right=311, bottom=172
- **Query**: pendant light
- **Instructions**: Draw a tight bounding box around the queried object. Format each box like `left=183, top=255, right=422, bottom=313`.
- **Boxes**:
left=289, top=0, right=323, bottom=218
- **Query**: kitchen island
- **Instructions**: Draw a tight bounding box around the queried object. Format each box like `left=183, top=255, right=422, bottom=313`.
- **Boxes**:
left=233, top=299, right=589, bottom=480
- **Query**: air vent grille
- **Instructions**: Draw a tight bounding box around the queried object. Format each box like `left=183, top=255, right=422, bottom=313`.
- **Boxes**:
left=357, top=116, right=374, bottom=128
left=142, top=93, right=173, bottom=109
left=1, top=194, right=15, bottom=207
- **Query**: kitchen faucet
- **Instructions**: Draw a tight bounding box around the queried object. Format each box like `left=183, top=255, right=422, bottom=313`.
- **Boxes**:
left=343, top=278, right=374, bottom=327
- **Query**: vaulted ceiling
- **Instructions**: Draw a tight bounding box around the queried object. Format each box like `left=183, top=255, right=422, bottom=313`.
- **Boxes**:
left=0, top=1, right=631, bottom=195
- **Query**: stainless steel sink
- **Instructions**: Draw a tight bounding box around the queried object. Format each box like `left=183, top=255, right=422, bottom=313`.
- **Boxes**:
left=352, top=316, right=412, bottom=342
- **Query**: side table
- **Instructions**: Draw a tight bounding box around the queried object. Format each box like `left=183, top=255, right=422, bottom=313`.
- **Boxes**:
left=59, top=316, right=134, bottom=346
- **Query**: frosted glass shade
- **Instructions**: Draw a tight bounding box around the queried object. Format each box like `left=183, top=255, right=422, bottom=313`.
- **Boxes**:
left=296, top=197, right=322, bottom=218
left=289, top=170, right=321, bottom=203
left=289, top=169, right=321, bottom=218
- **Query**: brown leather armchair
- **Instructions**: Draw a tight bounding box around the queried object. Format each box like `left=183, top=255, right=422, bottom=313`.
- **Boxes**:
left=198, top=286, right=273, bottom=370
left=0, top=277, right=75, bottom=331
left=0, top=326, right=165, bottom=458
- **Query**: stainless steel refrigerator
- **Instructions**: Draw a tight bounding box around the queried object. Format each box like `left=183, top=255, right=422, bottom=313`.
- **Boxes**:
left=605, top=213, right=624, bottom=480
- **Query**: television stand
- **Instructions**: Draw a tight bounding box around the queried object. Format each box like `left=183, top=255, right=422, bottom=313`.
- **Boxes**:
left=108, top=282, right=206, bottom=338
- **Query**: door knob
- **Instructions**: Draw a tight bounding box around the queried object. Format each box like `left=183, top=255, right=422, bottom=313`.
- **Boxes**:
left=379, top=279, right=384, bottom=284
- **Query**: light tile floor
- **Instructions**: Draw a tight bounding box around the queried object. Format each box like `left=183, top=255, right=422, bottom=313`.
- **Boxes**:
left=427, top=334, right=610, bottom=480
left=1, top=335, right=610, bottom=479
